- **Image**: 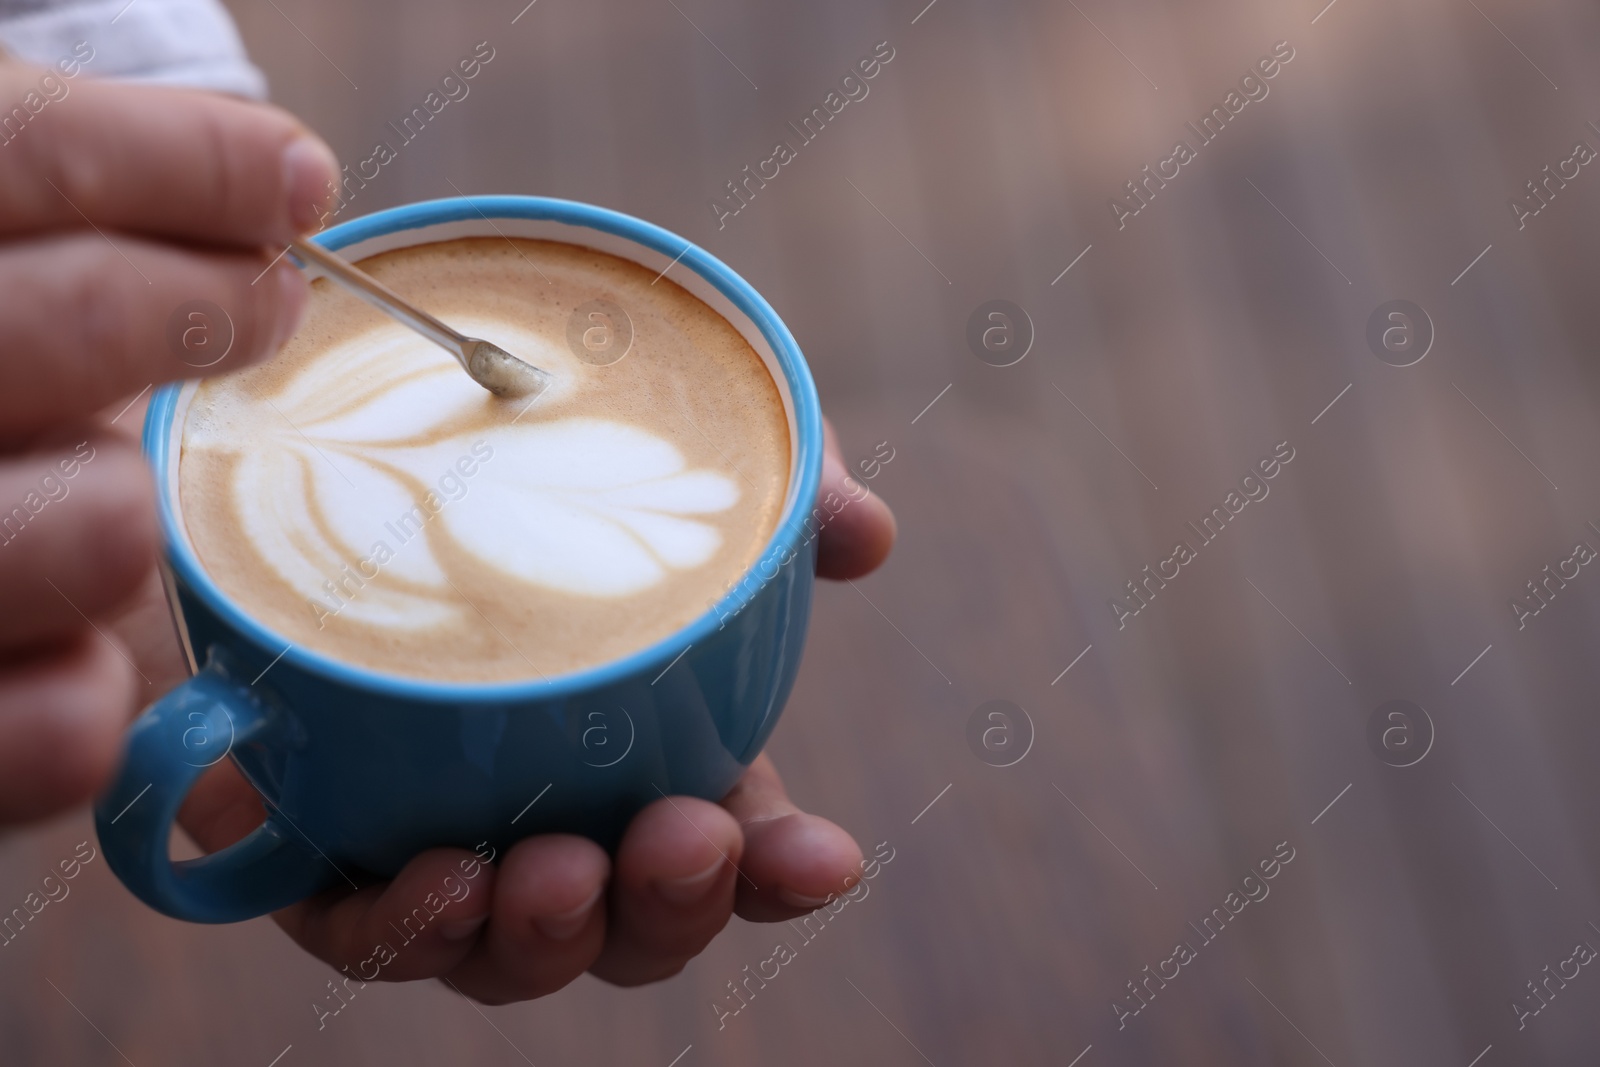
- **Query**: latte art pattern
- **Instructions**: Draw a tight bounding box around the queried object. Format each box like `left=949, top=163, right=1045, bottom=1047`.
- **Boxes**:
left=188, top=323, right=743, bottom=633
left=443, top=419, right=740, bottom=595
left=179, top=237, right=789, bottom=682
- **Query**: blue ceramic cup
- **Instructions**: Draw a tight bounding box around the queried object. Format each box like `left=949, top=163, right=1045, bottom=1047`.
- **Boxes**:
left=94, top=196, right=823, bottom=923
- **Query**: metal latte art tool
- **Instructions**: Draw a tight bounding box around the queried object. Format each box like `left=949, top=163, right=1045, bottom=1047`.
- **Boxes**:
left=288, top=238, right=552, bottom=401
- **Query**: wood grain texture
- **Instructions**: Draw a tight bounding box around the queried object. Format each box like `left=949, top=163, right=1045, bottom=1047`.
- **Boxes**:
left=4, top=0, right=1600, bottom=1063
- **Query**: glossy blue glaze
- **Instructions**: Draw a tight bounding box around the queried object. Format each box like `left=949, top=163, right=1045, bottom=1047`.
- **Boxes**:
left=94, top=197, right=822, bottom=923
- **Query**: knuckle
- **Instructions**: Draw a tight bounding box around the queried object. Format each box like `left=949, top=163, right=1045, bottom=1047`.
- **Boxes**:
left=193, top=103, right=239, bottom=230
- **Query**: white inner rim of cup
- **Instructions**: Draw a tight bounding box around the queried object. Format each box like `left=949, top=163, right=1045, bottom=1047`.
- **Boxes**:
left=162, top=218, right=803, bottom=633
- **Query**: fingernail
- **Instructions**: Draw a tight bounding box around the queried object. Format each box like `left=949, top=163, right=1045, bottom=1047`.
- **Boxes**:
left=273, top=262, right=309, bottom=353
left=779, top=889, right=830, bottom=910
left=653, top=860, right=724, bottom=906
left=439, top=914, right=488, bottom=942
left=282, top=135, right=339, bottom=235
left=534, top=887, right=602, bottom=941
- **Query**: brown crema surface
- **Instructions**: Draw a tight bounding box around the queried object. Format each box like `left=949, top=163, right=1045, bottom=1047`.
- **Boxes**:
left=178, top=237, right=790, bottom=683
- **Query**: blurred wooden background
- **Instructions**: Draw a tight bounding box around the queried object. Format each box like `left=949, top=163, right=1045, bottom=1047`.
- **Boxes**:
left=6, top=0, right=1600, bottom=1063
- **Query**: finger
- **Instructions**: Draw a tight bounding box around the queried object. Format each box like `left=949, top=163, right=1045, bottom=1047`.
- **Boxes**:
left=0, top=65, right=338, bottom=245
left=96, top=386, right=151, bottom=445
left=0, top=234, right=307, bottom=436
left=587, top=796, right=743, bottom=987
left=444, top=835, right=610, bottom=1004
left=103, top=565, right=192, bottom=698
left=0, top=432, right=155, bottom=650
left=816, top=419, right=896, bottom=580
left=719, top=754, right=865, bottom=921
left=177, top=758, right=268, bottom=853
left=275, top=848, right=494, bottom=985
left=0, top=629, right=140, bottom=824
left=178, top=769, right=494, bottom=984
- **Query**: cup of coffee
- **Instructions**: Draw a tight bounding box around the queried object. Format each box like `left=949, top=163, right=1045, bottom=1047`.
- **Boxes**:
left=94, top=196, right=824, bottom=923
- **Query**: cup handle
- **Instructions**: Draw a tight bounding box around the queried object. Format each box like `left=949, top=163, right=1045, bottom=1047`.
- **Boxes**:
left=94, top=665, right=340, bottom=923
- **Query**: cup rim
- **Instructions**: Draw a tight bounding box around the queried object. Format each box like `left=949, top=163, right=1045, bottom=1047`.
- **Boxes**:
left=145, top=195, right=823, bottom=703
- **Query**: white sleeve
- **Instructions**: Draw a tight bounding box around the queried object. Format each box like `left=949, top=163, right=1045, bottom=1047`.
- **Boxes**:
left=0, top=0, right=267, bottom=99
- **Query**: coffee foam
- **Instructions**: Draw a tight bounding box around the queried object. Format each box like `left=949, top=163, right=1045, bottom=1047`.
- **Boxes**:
left=178, top=237, right=790, bottom=682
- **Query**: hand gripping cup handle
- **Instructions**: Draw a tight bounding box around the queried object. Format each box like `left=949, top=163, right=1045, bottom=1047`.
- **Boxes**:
left=93, top=664, right=338, bottom=923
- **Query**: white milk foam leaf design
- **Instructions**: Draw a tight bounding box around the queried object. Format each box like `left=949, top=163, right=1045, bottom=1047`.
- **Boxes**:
left=178, top=237, right=790, bottom=683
